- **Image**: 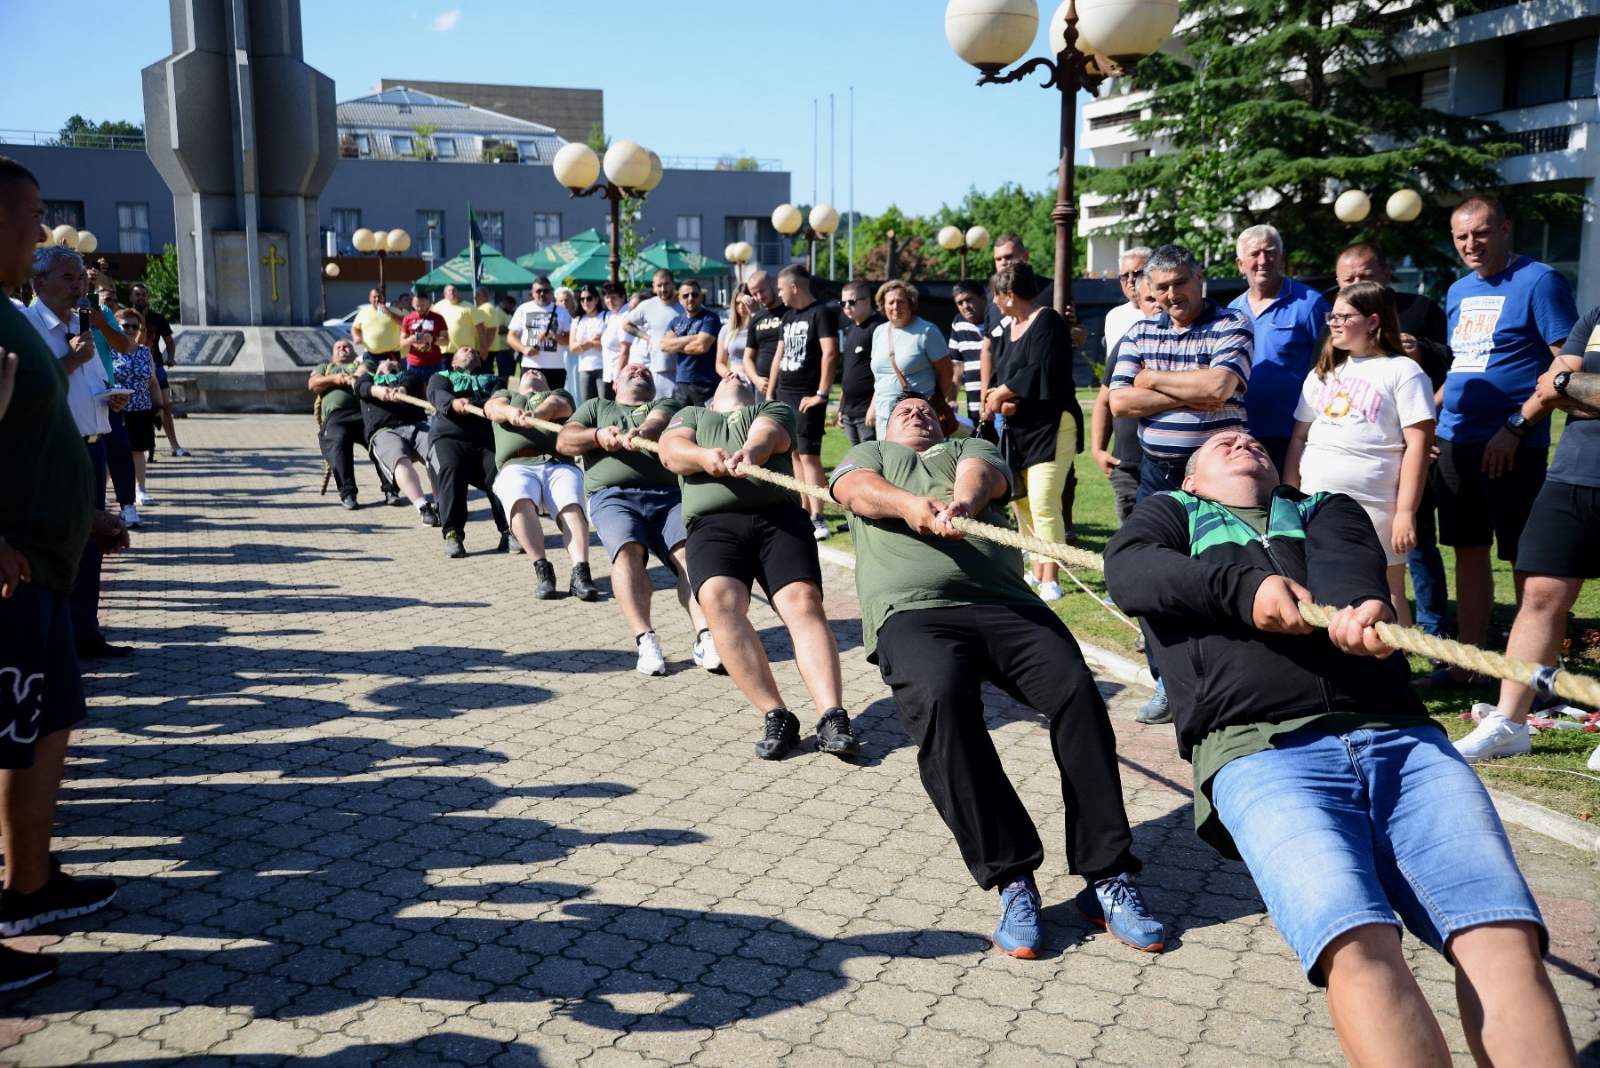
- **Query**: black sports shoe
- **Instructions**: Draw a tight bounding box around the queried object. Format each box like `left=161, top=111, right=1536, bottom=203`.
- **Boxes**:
left=0, top=869, right=118, bottom=937
left=76, top=638, right=132, bottom=661
left=384, top=490, right=403, bottom=507
left=419, top=501, right=440, bottom=527
left=340, top=495, right=359, bottom=511
left=496, top=531, right=512, bottom=553
left=755, top=709, right=801, bottom=760
left=444, top=532, right=466, bottom=559
left=570, top=562, right=600, bottom=601
left=533, top=559, right=558, bottom=600
left=0, top=945, right=57, bottom=993
left=815, top=707, right=861, bottom=758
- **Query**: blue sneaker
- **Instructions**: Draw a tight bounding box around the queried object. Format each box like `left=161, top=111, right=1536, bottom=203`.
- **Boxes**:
left=992, top=875, right=1042, bottom=959
left=1076, top=873, right=1165, bottom=953
left=1136, top=679, right=1171, bottom=725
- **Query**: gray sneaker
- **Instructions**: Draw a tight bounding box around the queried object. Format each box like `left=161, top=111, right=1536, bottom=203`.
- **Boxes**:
left=1136, top=680, right=1171, bottom=725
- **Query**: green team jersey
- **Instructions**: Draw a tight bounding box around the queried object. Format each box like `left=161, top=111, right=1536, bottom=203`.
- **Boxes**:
left=569, top=396, right=683, bottom=494
left=491, top=388, right=577, bottom=468
left=668, top=401, right=800, bottom=521
left=314, top=359, right=370, bottom=414
left=829, top=437, right=1036, bottom=660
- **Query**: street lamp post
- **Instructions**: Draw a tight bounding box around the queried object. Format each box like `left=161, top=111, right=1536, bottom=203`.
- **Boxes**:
left=771, top=202, right=840, bottom=276
left=46, top=225, right=99, bottom=255
left=320, top=261, right=340, bottom=323
left=937, top=223, right=993, bottom=280
left=1334, top=187, right=1424, bottom=225
left=945, top=0, right=1177, bottom=315
left=350, top=227, right=412, bottom=295
left=724, top=241, right=755, bottom=285
left=554, top=141, right=663, bottom=286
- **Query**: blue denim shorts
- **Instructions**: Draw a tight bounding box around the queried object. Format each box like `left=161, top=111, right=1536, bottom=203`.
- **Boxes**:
left=1211, top=724, right=1545, bottom=987
left=588, top=485, right=686, bottom=569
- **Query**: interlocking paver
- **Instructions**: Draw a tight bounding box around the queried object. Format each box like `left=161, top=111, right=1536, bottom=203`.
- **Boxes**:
left=2, top=414, right=1595, bottom=1066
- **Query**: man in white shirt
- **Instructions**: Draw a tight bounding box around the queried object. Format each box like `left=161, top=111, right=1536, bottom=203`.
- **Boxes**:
left=625, top=269, right=685, bottom=401
left=507, top=277, right=572, bottom=390
left=21, top=244, right=131, bottom=659
left=1091, top=246, right=1152, bottom=520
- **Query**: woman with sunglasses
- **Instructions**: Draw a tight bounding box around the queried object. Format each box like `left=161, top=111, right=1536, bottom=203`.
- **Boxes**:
left=570, top=284, right=607, bottom=404
left=716, top=285, right=753, bottom=384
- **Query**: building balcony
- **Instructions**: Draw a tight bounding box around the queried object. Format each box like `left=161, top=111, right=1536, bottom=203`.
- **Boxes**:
left=0, top=128, right=145, bottom=152
left=1081, top=90, right=1153, bottom=150
left=1398, top=0, right=1600, bottom=58
left=1478, top=98, right=1598, bottom=179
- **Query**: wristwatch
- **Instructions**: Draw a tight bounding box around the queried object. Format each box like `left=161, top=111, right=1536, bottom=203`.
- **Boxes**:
left=814, top=391, right=828, bottom=399
left=1553, top=370, right=1574, bottom=396
left=1504, top=412, right=1529, bottom=437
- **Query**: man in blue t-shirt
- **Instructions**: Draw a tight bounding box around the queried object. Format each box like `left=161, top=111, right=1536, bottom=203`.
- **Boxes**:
left=1430, top=195, right=1578, bottom=686
left=1228, top=224, right=1329, bottom=473
left=659, top=279, right=722, bottom=409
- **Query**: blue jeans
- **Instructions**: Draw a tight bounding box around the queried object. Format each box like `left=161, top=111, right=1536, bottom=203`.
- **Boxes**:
left=1211, top=724, right=1544, bottom=986
left=1408, top=487, right=1449, bottom=635
left=69, top=437, right=107, bottom=644
left=1135, top=452, right=1185, bottom=503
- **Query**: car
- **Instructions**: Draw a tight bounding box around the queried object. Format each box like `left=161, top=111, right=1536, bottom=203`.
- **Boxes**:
left=322, top=307, right=358, bottom=340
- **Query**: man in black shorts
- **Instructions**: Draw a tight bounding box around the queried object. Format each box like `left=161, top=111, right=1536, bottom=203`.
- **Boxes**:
left=766, top=264, right=839, bottom=541
left=1456, top=310, right=1600, bottom=771
left=658, top=376, right=859, bottom=760
left=0, top=155, right=120, bottom=990
left=425, top=346, right=510, bottom=558
left=741, top=270, right=784, bottom=397
left=355, top=358, right=440, bottom=526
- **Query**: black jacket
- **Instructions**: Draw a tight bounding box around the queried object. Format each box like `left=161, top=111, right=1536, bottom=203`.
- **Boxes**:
left=1394, top=290, right=1451, bottom=389
left=426, top=369, right=501, bottom=448
left=356, top=370, right=427, bottom=439
left=1104, top=487, right=1423, bottom=760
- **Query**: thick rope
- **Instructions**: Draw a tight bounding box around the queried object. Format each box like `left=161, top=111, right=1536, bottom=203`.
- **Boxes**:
left=379, top=390, right=1600, bottom=708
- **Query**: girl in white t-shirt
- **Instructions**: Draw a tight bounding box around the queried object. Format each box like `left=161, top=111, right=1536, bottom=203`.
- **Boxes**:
left=1284, top=282, right=1436, bottom=626
left=598, top=282, right=632, bottom=401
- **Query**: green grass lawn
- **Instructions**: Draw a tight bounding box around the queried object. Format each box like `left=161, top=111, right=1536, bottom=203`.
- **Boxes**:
left=812, top=389, right=1600, bottom=822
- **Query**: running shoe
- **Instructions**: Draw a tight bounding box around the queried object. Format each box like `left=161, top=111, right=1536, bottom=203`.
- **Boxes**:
left=443, top=532, right=466, bottom=559
left=0, top=868, right=118, bottom=937
left=119, top=503, right=142, bottom=530
left=340, top=495, right=359, bottom=511
left=172, top=447, right=190, bottom=457
left=496, top=531, right=511, bottom=553
left=815, top=708, right=861, bottom=758
left=1454, top=710, right=1531, bottom=763
left=1077, top=872, right=1165, bottom=953
left=692, top=629, right=724, bottom=674
left=1136, top=680, right=1172, bottom=725
left=418, top=501, right=440, bottom=527
left=811, top=516, right=830, bottom=542
left=1037, top=580, right=1063, bottom=602
left=993, top=874, right=1042, bottom=959
left=635, top=632, right=667, bottom=677
left=754, top=709, right=801, bottom=760
left=0, top=946, right=56, bottom=993
left=135, top=487, right=153, bottom=506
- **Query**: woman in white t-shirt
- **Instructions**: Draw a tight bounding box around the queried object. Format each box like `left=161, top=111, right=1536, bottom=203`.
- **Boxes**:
left=717, top=284, right=753, bottom=379
left=598, top=281, right=632, bottom=402
left=1284, top=281, right=1436, bottom=626
left=569, top=283, right=607, bottom=404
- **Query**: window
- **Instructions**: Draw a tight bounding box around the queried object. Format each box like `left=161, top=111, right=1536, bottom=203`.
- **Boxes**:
left=331, top=209, right=361, bottom=255
left=417, top=210, right=446, bottom=261
left=1390, top=68, right=1449, bottom=110
left=43, top=200, right=84, bottom=229
left=1125, top=148, right=1151, bottom=165
left=676, top=214, right=702, bottom=255
left=354, top=133, right=372, bottom=157
left=1507, top=36, right=1598, bottom=108
left=434, top=136, right=457, bottom=159
left=517, top=139, right=541, bottom=162
left=533, top=212, right=562, bottom=251
left=391, top=133, right=415, bottom=157
left=117, top=203, right=151, bottom=253
left=477, top=211, right=504, bottom=249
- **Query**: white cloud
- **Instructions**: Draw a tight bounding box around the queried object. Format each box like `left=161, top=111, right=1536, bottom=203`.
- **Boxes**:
left=431, top=9, right=462, bottom=32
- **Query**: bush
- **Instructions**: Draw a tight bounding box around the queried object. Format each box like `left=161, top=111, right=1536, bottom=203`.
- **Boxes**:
left=142, top=244, right=180, bottom=322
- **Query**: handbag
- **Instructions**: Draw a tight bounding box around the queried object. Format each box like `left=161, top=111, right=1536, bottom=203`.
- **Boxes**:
left=885, top=321, right=960, bottom=437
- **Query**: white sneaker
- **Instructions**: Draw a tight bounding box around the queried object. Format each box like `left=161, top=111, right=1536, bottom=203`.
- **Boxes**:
left=1023, top=572, right=1040, bottom=589
left=692, top=629, right=724, bottom=674
left=1036, top=581, right=1063, bottom=602
left=173, top=447, right=190, bottom=457
left=1587, top=742, right=1600, bottom=773
left=811, top=517, right=830, bottom=542
left=135, top=487, right=153, bottom=506
left=635, top=632, right=667, bottom=677
left=119, top=503, right=142, bottom=529
left=1453, top=711, right=1531, bottom=763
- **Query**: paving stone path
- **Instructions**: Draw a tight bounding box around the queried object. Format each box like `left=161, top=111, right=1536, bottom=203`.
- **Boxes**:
left=3, top=415, right=1595, bottom=1066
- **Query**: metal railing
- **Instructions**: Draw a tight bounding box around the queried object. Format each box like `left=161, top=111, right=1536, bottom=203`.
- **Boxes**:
left=1486, top=124, right=1576, bottom=154
left=0, top=128, right=146, bottom=152
left=1088, top=109, right=1144, bottom=131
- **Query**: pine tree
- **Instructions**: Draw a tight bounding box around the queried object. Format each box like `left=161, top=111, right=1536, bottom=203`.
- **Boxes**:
left=1082, top=0, right=1575, bottom=278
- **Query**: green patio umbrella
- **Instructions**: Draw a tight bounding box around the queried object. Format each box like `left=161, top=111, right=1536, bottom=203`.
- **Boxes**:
left=637, top=240, right=729, bottom=280
left=516, top=228, right=606, bottom=273
left=415, top=244, right=538, bottom=289
left=548, top=243, right=648, bottom=286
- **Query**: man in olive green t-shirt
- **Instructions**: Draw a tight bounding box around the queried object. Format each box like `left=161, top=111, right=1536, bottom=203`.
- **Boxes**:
left=484, top=370, right=597, bottom=600
left=307, top=338, right=375, bottom=508
left=831, top=393, right=1155, bottom=961
left=658, top=375, right=858, bottom=761
left=556, top=362, right=717, bottom=677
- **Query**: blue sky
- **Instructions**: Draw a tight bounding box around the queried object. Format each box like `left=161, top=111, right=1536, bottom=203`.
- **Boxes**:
left=0, top=1, right=1091, bottom=217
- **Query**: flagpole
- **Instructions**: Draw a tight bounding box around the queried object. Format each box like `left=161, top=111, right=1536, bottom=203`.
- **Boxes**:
left=847, top=86, right=855, bottom=279
left=828, top=93, right=836, bottom=281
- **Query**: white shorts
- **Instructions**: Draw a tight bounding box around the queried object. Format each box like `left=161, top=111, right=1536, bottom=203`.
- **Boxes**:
left=1355, top=498, right=1406, bottom=567
left=492, top=462, right=584, bottom=516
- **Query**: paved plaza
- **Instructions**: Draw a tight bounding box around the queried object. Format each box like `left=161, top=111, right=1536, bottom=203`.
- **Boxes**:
left=1, top=414, right=1595, bottom=1066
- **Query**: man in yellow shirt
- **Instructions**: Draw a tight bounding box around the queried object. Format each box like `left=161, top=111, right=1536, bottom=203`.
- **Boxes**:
left=476, top=286, right=513, bottom=382
left=352, top=288, right=403, bottom=359
left=436, top=284, right=485, bottom=360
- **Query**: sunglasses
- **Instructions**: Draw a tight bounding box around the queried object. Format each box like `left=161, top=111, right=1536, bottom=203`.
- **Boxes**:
left=580, top=293, right=598, bottom=301
left=533, top=289, right=552, bottom=296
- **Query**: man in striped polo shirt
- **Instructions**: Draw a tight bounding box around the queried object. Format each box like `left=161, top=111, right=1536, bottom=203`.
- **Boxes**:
left=1108, top=243, right=1254, bottom=726
left=949, top=281, right=988, bottom=430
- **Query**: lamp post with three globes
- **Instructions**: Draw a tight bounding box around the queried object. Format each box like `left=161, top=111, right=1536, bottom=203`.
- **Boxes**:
left=553, top=140, right=664, bottom=286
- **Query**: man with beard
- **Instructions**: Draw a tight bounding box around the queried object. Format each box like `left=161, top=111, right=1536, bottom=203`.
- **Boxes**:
left=426, top=346, right=510, bottom=558
left=355, top=358, right=440, bottom=526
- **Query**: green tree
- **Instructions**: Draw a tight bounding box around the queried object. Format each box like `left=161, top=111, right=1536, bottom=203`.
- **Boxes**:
left=585, top=122, right=610, bottom=155
left=1081, top=0, right=1567, bottom=278
left=55, top=115, right=143, bottom=147
left=410, top=124, right=439, bottom=160
left=142, top=244, right=181, bottom=322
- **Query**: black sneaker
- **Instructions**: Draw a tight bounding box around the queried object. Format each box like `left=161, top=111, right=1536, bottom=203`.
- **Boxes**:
left=815, top=707, right=861, bottom=758
left=533, top=560, right=558, bottom=600
left=419, top=502, right=440, bottom=527
left=444, top=532, right=466, bottom=559
left=384, top=490, right=403, bottom=507
left=496, top=531, right=512, bottom=554
left=0, top=945, right=57, bottom=993
left=76, top=638, right=133, bottom=661
left=570, top=562, right=600, bottom=601
left=0, top=869, right=118, bottom=937
left=755, top=709, right=801, bottom=760
left=340, top=495, right=359, bottom=511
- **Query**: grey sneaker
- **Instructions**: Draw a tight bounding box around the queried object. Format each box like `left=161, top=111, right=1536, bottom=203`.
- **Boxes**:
left=1136, top=680, right=1171, bottom=725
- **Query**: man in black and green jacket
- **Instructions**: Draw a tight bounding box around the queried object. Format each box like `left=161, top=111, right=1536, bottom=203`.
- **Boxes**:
left=1104, top=429, right=1572, bottom=1067
left=426, top=347, right=509, bottom=558
left=355, top=358, right=438, bottom=526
